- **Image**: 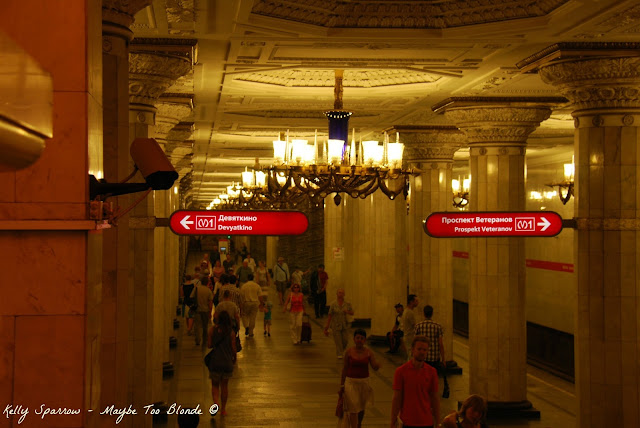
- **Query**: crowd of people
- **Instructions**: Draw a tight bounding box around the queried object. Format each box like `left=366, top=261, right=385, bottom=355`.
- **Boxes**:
left=178, top=246, right=488, bottom=428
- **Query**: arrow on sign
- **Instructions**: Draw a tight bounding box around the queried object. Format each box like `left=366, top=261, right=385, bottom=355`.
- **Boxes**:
left=537, top=217, right=550, bottom=232
left=180, top=215, right=194, bottom=230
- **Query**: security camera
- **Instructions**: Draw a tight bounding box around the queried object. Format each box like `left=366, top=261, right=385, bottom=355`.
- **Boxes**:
left=89, top=138, right=178, bottom=199
left=130, top=138, right=179, bottom=190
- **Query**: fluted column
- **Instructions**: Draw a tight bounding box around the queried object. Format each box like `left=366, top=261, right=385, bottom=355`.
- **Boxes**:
left=152, top=96, right=192, bottom=378
left=519, top=43, right=640, bottom=428
left=393, top=126, right=464, bottom=367
left=101, top=2, right=151, bottom=427
left=128, top=50, right=191, bottom=422
left=434, top=97, right=564, bottom=417
left=324, top=196, right=347, bottom=302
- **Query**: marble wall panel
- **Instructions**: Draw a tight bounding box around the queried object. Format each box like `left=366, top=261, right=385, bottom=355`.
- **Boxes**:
left=0, top=316, right=14, bottom=428
left=0, top=232, right=86, bottom=316
left=15, top=92, right=87, bottom=204
left=14, top=315, right=85, bottom=427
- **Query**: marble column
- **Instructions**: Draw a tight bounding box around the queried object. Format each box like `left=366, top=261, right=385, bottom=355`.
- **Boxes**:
left=519, top=43, right=640, bottom=428
left=101, top=2, right=151, bottom=426
left=434, top=97, right=564, bottom=417
left=324, top=196, right=347, bottom=302
left=392, top=125, right=464, bottom=368
left=324, top=189, right=407, bottom=335
left=0, top=1, right=102, bottom=427
left=128, top=50, right=191, bottom=423
left=152, top=97, right=192, bottom=372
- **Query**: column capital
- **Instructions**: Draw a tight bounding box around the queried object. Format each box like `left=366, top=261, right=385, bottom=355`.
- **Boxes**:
left=517, top=43, right=640, bottom=112
left=129, top=52, right=192, bottom=108
left=153, top=98, right=193, bottom=140
left=388, top=126, right=464, bottom=163
left=102, top=0, right=152, bottom=40
left=432, top=97, right=566, bottom=146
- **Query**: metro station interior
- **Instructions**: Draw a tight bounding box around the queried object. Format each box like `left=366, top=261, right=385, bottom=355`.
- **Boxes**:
left=1, top=0, right=639, bottom=427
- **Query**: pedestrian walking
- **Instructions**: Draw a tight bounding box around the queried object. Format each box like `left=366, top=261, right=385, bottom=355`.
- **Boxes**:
left=324, top=288, right=354, bottom=358
left=339, top=329, right=381, bottom=428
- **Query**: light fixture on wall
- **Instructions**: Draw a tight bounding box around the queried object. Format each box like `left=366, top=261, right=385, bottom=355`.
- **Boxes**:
left=545, top=157, right=574, bottom=205
left=452, top=176, right=470, bottom=209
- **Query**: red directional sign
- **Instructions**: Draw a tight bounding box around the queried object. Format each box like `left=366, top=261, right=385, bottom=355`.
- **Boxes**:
left=169, top=210, right=309, bottom=236
left=424, top=211, right=563, bottom=238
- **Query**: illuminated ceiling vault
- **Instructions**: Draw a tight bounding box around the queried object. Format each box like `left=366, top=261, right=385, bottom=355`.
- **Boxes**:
left=130, top=0, right=639, bottom=206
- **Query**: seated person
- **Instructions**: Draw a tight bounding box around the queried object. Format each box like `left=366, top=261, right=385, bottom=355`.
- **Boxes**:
left=385, top=303, right=404, bottom=353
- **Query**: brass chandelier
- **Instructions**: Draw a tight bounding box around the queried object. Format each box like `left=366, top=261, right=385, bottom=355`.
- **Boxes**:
left=220, top=69, right=418, bottom=207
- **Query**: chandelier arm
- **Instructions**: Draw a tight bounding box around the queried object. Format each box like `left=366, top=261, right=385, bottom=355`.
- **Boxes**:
left=358, top=179, right=380, bottom=198
left=378, top=175, right=407, bottom=199
left=351, top=175, right=379, bottom=198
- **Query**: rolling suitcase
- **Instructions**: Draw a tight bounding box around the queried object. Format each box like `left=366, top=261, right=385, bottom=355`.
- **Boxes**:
left=300, top=314, right=312, bottom=343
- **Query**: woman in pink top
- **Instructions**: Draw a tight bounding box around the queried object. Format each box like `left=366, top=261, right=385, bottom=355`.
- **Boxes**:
left=340, top=329, right=381, bottom=428
left=283, top=283, right=306, bottom=344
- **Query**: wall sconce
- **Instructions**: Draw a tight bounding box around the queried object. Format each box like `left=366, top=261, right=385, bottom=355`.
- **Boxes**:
left=452, top=177, right=470, bottom=209
left=545, top=157, right=574, bottom=205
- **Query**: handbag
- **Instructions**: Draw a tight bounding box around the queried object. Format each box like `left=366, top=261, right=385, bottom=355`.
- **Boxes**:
left=189, top=286, right=199, bottom=312
left=442, top=370, right=450, bottom=399
left=335, top=392, right=344, bottom=418
left=345, top=303, right=354, bottom=324
left=235, top=332, right=242, bottom=352
left=203, top=335, right=225, bottom=368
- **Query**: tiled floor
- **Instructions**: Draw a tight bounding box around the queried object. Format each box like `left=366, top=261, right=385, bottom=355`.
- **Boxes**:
left=165, top=253, right=575, bottom=427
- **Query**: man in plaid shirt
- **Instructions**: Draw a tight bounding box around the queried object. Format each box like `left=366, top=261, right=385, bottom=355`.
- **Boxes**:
left=414, top=305, right=445, bottom=371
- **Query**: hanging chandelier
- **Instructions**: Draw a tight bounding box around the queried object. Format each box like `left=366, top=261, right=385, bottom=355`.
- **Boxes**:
left=207, top=166, right=313, bottom=210
left=239, top=69, right=418, bottom=206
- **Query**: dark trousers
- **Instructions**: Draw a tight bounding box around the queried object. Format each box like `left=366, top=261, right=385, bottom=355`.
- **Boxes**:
left=386, top=330, right=404, bottom=352
left=313, top=292, right=326, bottom=317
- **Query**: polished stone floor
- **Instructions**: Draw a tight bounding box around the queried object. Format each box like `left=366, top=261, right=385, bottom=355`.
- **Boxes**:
left=165, top=254, right=575, bottom=427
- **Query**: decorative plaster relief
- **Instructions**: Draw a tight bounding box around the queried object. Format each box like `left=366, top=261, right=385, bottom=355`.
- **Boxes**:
left=594, top=4, right=640, bottom=33
left=166, top=0, right=196, bottom=35
left=538, top=56, right=640, bottom=109
left=251, top=0, right=567, bottom=29
left=444, top=107, right=553, bottom=144
left=103, top=0, right=153, bottom=28
left=234, top=69, right=439, bottom=88
left=129, top=53, right=192, bottom=106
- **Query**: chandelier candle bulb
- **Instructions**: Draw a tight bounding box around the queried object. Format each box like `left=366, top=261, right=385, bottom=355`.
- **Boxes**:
left=387, top=142, right=404, bottom=169
left=350, top=137, right=356, bottom=166
left=564, top=159, right=574, bottom=181
left=291, top=139, right=308, bottom=165
left=314, top=129, right=318, bottom=163
left=242, top=168, right=253, bottom=187
left=255, top=171, right=266, bottom=188
left=273, top=140, right=286, bottom=165
left=328, top=139, right=344, bottom=165
left=383, top=132, right=388, bottom=165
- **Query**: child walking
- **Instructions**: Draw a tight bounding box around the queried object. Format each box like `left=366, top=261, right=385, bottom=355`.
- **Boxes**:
left=260, top=292, right=273, bottom=337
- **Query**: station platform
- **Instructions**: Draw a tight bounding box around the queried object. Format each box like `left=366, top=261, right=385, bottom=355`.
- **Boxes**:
left=161, top=283, right=575, bottom=427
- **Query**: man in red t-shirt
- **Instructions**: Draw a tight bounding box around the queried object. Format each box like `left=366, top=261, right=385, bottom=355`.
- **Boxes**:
left=390, top=335, right=440, bottom=428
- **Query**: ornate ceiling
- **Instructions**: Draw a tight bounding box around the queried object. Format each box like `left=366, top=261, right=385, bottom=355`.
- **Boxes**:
left=130, top=0, right=639, bottom=205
